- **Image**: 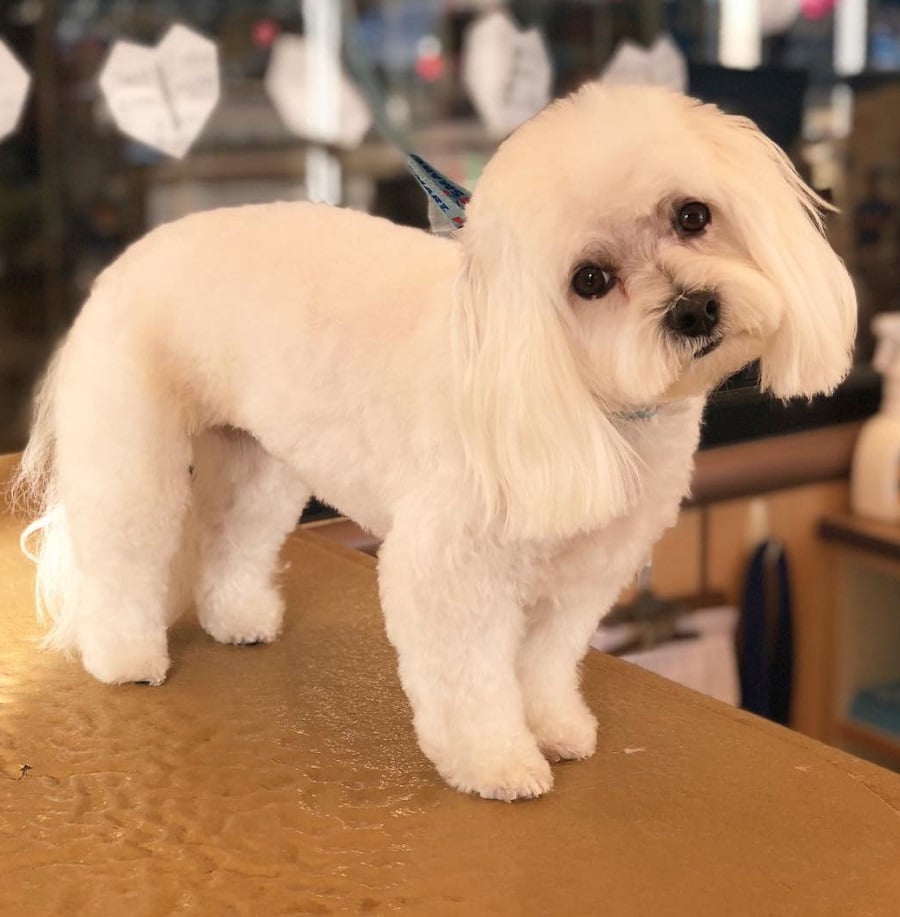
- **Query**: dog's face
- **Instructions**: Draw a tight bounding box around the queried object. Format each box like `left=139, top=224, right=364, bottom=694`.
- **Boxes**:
left=563, top=184, right=787, bottom=408
left=462, top=83, right=856, bottom=410
left=453, top=84, right=857, bottom=538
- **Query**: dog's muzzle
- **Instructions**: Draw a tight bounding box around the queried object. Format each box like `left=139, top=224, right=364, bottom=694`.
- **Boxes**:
left=665, top=290, right=723, bottom=357
left=665, top=290, right=720, bottom=339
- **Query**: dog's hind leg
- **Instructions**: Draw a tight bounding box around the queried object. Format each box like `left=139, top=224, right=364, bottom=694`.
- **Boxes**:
left=190, top=428, right=310, bottom=646
left=53, top=348, right=193, bottom=686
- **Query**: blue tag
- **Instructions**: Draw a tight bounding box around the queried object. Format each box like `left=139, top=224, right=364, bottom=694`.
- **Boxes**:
left=406, top=153, right=471, bottom=230
left=342, top=1, right=471, bottom=230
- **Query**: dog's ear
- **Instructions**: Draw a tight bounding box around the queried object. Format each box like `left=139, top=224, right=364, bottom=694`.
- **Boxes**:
left=451, top=217, right=640, bottom=541
left=709, top=113, right=857, bottom=399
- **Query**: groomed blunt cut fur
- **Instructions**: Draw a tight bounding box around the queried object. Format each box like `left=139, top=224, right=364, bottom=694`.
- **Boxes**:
left=451, top=222, right=642, bottom=542
left=10, top=83, right=856, bottom=801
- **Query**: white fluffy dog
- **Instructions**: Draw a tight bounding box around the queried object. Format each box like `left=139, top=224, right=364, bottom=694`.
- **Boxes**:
left=14, top=84, right=855, bottom=800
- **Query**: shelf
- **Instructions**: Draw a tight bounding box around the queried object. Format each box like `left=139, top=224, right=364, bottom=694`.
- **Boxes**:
left=819, top=514, right=900, bottom=567
left=838, top=718, right=900, bottom=766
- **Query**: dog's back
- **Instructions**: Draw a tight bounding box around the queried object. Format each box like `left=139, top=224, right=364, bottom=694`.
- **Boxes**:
left=12, top=201, right=460, bottom=664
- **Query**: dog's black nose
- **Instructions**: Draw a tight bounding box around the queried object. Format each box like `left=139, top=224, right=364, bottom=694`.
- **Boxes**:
left=666, top=290, right=720, bottom=338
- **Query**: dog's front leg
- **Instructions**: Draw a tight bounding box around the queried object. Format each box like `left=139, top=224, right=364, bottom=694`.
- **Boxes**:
left=518, top=522, right=675, bottom=760
left=377, top=528, right=552, bottom=801
left=516, top=584, right=614, bottom=764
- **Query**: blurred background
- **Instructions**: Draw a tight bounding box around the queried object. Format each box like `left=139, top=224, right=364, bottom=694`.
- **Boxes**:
left=0, top=0, right=897, bottom=450
left=2, top=0, right=900, bottom=766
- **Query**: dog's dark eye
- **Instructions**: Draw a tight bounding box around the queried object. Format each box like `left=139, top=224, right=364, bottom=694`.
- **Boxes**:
left=571, top=264, right=615, bottom=299
left=677, top=202, right=711, bottom=234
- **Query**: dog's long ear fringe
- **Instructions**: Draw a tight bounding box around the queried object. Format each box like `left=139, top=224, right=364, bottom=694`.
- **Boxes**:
left=451, top=227, right=642, bottom=542
left=702, top=109, right=856, bottom=399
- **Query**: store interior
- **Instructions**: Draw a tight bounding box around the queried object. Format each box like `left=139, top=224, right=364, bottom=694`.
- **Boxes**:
left=1, top=3, right=899, bottom=912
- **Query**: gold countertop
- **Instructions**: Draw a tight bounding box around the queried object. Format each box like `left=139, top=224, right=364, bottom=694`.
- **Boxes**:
left=1, top=454, right=899, bottom=916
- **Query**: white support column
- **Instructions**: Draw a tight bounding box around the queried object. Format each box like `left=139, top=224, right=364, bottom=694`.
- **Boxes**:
left=834, top=0, right=867, bottom=76
left=303, top=0, right=342, bottom=204
left=719, top=0, right=762, bottom=70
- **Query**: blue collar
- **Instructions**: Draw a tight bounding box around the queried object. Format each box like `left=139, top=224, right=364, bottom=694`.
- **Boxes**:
left=619, top=407, right=659, bottom=422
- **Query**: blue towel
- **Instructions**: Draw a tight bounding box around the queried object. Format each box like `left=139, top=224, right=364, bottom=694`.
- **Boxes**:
left=850, top=682, right=900, bottom=737
left=739, top=542, right=794, bottom=725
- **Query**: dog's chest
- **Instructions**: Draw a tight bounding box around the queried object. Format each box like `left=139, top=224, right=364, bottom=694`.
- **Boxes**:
left=536, top=399, right=704, bottom=602
left=627, top=399, right=704, bottom=499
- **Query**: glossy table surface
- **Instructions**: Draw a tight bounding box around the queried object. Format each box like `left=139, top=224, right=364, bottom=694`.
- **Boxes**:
left=2, top=455, right=899, bottom=917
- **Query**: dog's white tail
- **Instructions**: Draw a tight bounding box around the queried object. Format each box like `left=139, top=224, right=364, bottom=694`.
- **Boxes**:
left=9, top=347, right=80, bottom=652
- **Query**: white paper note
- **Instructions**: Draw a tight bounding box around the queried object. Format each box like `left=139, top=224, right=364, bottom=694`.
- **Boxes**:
left=600, top=34, right=688, bottom=93
left=463, top=11, right=553, bottom=139
left=98, top=24, right=220, bottom=159
left=265, top=34, right=372, bottom=150
left=0, top=39, right=31, bottom=143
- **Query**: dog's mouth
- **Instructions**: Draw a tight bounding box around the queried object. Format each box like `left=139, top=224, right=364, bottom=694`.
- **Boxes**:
left=694, top=337, right=723, bottom=359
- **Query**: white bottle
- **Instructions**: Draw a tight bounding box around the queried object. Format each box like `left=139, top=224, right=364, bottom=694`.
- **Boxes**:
left=851, top=313, right=900, bottom=523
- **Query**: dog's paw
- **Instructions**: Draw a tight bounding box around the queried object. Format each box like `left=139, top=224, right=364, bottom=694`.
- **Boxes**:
left=532, top=707, right=598, bottom=763
left=197, top=585, right=284, bottom=646
left=439, top=747, right=554, bottom=802
left=80, top=631, right=170, bottom=686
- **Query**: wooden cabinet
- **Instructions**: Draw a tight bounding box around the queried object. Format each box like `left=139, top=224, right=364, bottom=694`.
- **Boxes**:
left=818, top=515, right=900, bottom=769
left=647, top=481, right=850, bottom=740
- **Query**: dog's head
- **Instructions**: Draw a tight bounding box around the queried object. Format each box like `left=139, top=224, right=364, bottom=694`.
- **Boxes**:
left=453, top=83, right=856, bottom=540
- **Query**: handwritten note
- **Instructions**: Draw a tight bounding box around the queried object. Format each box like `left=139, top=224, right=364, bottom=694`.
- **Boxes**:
left=98, top=24, right=220, bottom=159
left=265, top=34, right=371, bottom=149
left=462, top=11, right=553, bottom=140
left=600, top=35, right=688, bottom=93
left=0, top=39, right=30, bottom=143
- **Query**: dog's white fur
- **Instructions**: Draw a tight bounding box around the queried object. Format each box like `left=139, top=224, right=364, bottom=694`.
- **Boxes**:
left=12, top=85, right=855, bottom=800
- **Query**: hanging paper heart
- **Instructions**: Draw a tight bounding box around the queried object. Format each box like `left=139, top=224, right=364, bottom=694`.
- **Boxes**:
left=600, top=35, right=688, bottom=93
left=760, top=0, right=802, bottom=35
left=462, top=11, right=553, bottom=140
left=0, top=39, right=31, bottom=143
left=98, top=24, right=220, bottom=159
left=265, top=34, right=372, bottom=150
